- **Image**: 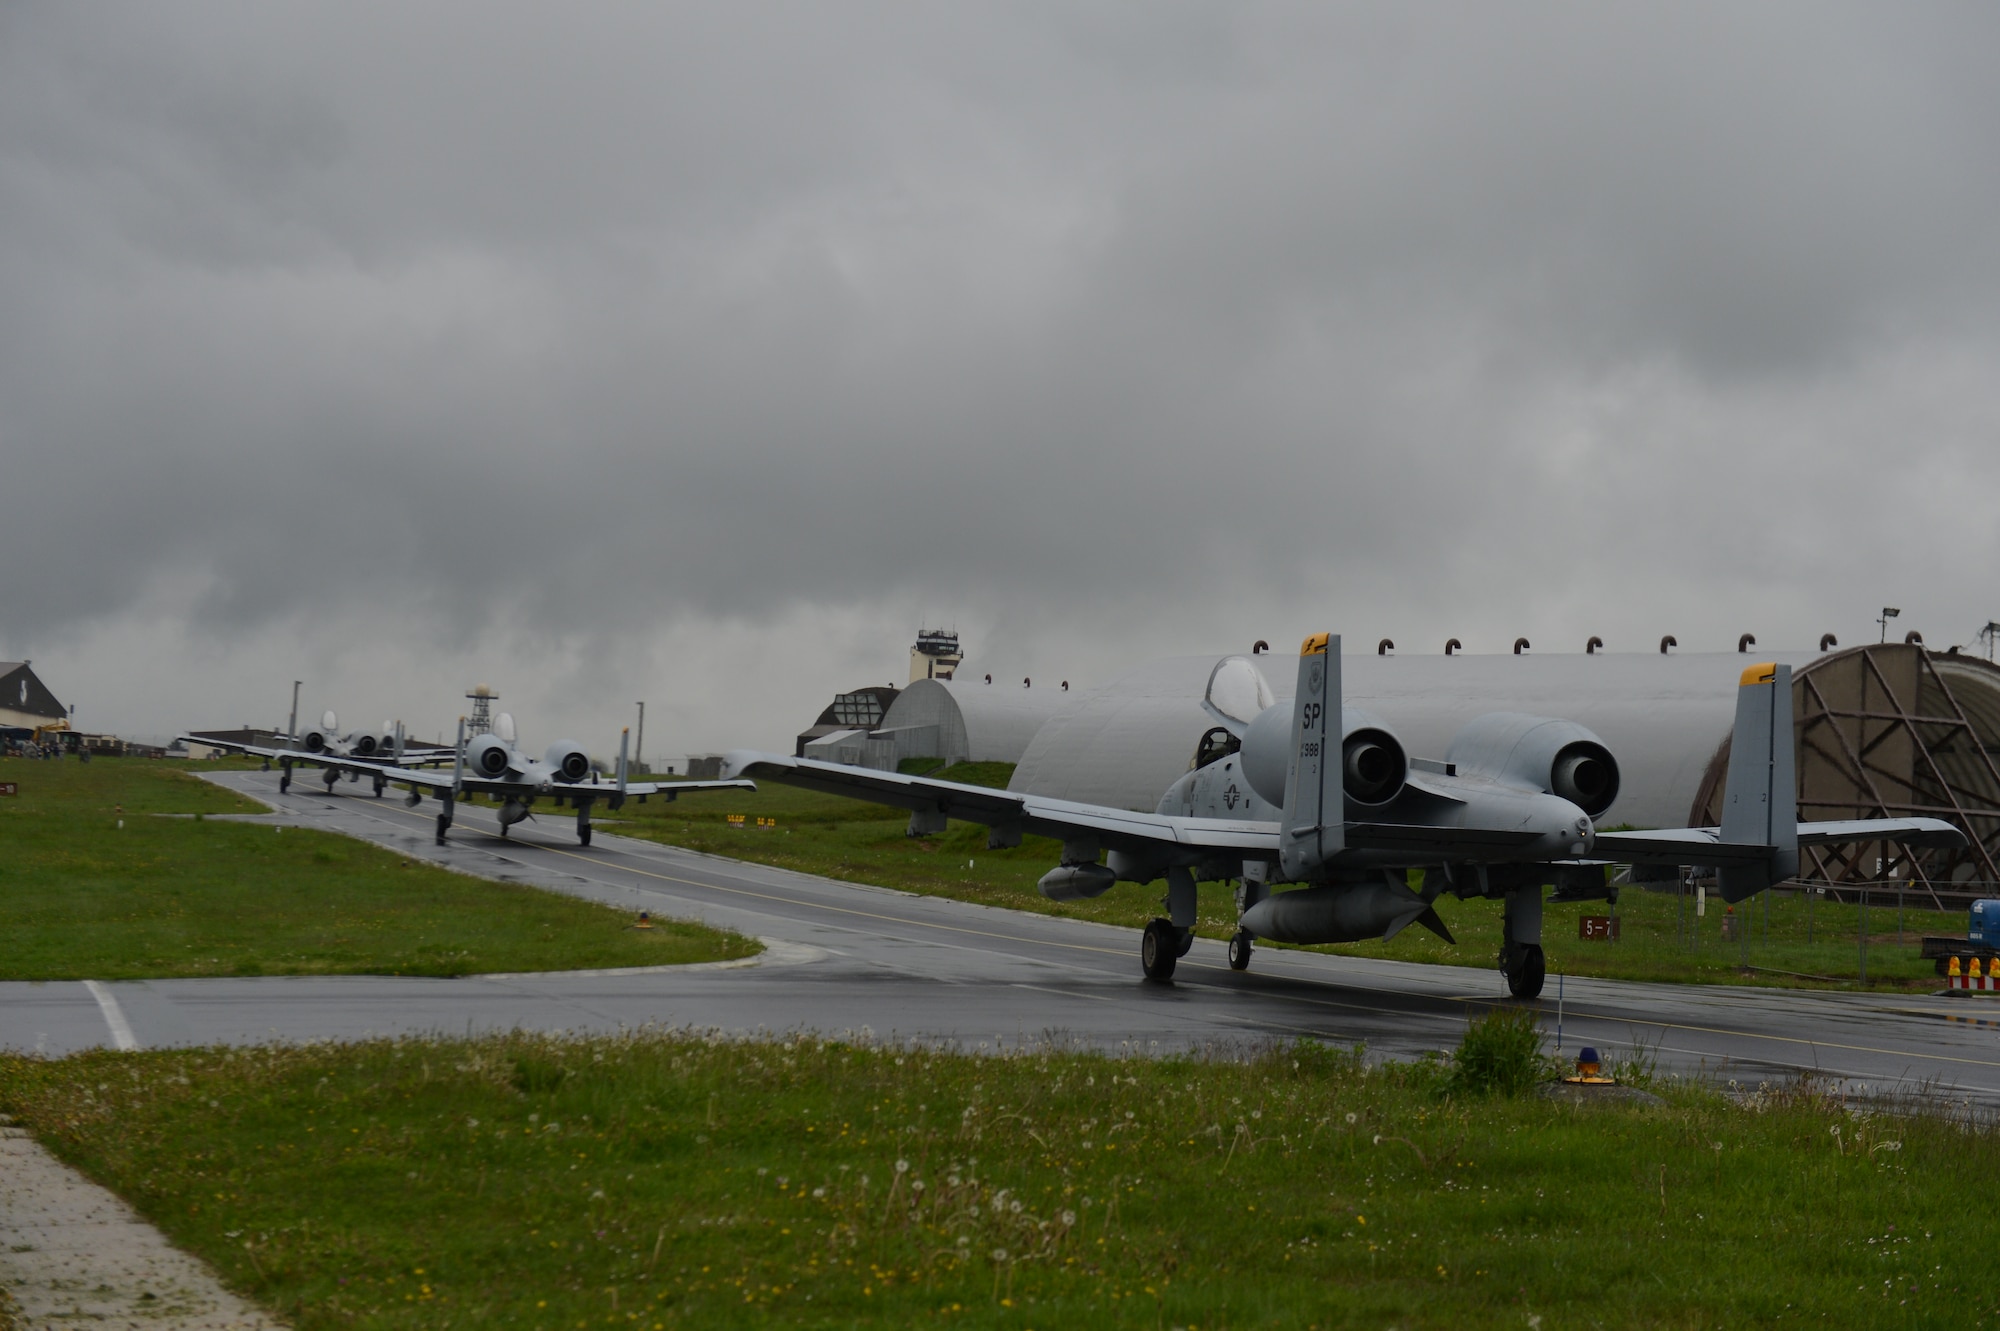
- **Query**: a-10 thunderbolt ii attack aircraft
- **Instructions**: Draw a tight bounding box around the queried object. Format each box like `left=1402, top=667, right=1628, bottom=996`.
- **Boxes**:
left=194, top=711, right=457, bottom=795
left=191, top=711, right=754, bottom=847
left=727, top=634, right=1964, bottom=996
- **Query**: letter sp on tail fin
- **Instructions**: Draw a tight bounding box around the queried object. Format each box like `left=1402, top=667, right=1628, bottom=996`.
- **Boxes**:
left=1280, top=633, right=1344, bottom=880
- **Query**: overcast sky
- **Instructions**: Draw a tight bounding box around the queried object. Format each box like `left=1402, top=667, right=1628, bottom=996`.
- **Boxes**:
left=5, top=3, right=1999, bottom=755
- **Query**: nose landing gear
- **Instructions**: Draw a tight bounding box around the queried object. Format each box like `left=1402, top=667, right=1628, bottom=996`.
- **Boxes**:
left=1227, top=930, right=1254, bottom=971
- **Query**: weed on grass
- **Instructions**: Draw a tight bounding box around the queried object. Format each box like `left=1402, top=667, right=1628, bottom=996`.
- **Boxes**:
left=1445, top=1008, right=1560, bottom=1099
left=5, top=1032, right=1998, bottom=1328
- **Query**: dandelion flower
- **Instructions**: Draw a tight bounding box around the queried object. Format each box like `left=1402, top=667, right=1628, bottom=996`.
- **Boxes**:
left=896, top=1159, right=910, bottom=1174
left=992, top=1249, right=1009, bottom=1262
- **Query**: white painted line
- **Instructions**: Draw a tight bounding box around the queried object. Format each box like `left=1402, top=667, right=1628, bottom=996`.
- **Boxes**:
left=80, top=981, right=138, bottom=1051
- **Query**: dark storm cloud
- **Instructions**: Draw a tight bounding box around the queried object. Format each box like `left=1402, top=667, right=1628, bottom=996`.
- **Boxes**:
left=5, top=1, right=2000, bottom=741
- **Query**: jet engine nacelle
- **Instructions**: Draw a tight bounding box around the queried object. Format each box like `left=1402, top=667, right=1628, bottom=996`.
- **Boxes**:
left=1238, top=703, right=1408, bottom=809
left=1445, top=712, right=1621, bottom=817
left=299, top=709, right=339, bottom=754
left=545, top=741, right=591, bottom=783
left=467, top=734, right=513, bottom=777
left=350, top=732, right=381, bottom=756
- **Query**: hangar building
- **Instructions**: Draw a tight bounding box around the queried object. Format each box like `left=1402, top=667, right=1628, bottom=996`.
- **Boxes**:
left=1007, top=642, right=2000, bottom=901
left=0, top=661, right=67, bottom=734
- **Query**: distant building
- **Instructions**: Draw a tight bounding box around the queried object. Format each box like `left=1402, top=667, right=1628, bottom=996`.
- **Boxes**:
left=795, top=685, right=901, bottom=757
left=910, top=628, right=963, bottom=684
left=182, top=727, right=288, bottom=759
left=0, top=661, right=66, bottom=733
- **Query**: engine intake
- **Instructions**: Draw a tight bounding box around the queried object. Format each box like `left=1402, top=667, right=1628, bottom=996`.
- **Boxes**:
left=1239, top=704, right=1408, bottom=809
left=1341, top=728, right=1406, bottom=806
left=1446, top=713, right=1622, bottom=817
left=467, top=735, right=512, bottom=777
left=546, top=741, right=591, bottom=782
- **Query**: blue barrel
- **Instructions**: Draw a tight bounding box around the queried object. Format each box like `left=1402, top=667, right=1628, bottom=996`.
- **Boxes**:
left=1970, top=900, right=2000, bottom=946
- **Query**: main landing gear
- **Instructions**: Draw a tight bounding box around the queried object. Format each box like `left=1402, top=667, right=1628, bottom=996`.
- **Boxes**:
left=1499, top=885, right=1547, bottom=999
left=1140, top=865, right=1201, bottom=982
left=1141, top=918, right=1194, bottom=981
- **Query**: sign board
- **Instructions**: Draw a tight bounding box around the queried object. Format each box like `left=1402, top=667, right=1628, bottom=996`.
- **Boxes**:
left=1578, top=915, right=1620, bottom=941
left=0, top=783, right=17, bottom=797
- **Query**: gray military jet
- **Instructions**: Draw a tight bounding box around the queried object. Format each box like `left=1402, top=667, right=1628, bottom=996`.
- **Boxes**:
left=233, top=711, right=754, bottom=846
left=726, top=634, right=1962, bottom=996
left=190, top=710, right=457, bottom=795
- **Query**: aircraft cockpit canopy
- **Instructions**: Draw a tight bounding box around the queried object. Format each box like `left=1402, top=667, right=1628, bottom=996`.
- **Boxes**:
left=1190, top=725, right=1241, bottom=771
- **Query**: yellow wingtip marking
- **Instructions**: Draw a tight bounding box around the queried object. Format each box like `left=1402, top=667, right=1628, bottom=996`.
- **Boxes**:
left=1740, top=662, right=1777, bottom=686
left=1300, top=632, right=1330, bottom=657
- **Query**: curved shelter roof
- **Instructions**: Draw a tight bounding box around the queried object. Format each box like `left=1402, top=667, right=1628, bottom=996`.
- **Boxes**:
left=876, top=678, right=1065, bottom=766
left=1011, top=650, right=1813, bottom=825
left=1011, top=641, right=2000, bottom=897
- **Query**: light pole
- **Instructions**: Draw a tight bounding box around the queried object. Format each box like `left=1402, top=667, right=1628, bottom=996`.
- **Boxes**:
left=634, top=701, right=645, bottom=775
left=1878, top=607, right=1900, bottom=643
left=288, top=680, right=302, bottom=740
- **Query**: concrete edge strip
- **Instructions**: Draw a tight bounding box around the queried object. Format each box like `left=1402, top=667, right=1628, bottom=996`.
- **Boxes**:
left=471, top=937, right=826, bottom=980
left=80, top=980, right=139, bottom=1051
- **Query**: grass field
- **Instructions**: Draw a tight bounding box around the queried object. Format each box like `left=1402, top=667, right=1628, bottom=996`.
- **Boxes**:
left=0, top=757, right=756, bottom=980
left=603, top=768, right=1965, bottom=992
left=3, top=1025, right=1993, bottom=1329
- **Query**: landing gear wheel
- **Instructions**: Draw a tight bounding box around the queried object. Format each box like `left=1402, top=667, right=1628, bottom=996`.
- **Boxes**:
left=1178, top=927, right=1195, bottom=957
left=1228, top=931, right=1254, bottom=971
left=499, top=822, right=509, bottom=838
left=1141, top=918, right=1180, bottom=982
left=579, top=827, right=592, bottom=847
left=434, top=814, right=450, bottom=844
left=1503, top=943, right=1546, bottom=999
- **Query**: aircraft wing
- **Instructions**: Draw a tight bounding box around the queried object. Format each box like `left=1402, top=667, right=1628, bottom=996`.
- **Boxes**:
left=726, top=752, right=1281, bottom=858
left=357, top=762, right=754, bottom=800
left=1595, top=817, right=1964, bottom=867
left=179, top=735, right=455, bottom=762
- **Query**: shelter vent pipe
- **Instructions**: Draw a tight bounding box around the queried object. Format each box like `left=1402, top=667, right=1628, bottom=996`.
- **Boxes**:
left=1820, top=633, right=1838, bottom=651
left=1585, top=636, right=1603, bottom=655
left=1738, top=633, right=1756, bottom=653
left=1659, top=635, right=1677, bottom=654
left=1444, top=638, right=1461, bottom=656
left=1905, top=630, right=1925, bottom=645
left=1513, top=638, right=1530, bottom=655
left=1377, top=639, right=1394, bottom=656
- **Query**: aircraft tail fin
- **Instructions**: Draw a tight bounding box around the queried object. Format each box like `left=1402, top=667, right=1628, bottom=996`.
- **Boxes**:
left=1717, top=662, right=1798, bottom=902
left=450, top=717, right=467, bottom=795
left=1279, top=633, right=1344, bottom=881
left=617, top=727, right=630, bottom=796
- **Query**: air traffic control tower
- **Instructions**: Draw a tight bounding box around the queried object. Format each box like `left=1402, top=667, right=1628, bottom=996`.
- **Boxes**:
left=910, top=628, right=963, bottom=683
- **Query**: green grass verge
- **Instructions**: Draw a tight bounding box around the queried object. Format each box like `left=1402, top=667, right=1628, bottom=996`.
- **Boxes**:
left=605, top=774, right=1961, bottom=992
left=0, top=757, right=756, bottom=980
left=2, top=1030, right=1989, bottom=1328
